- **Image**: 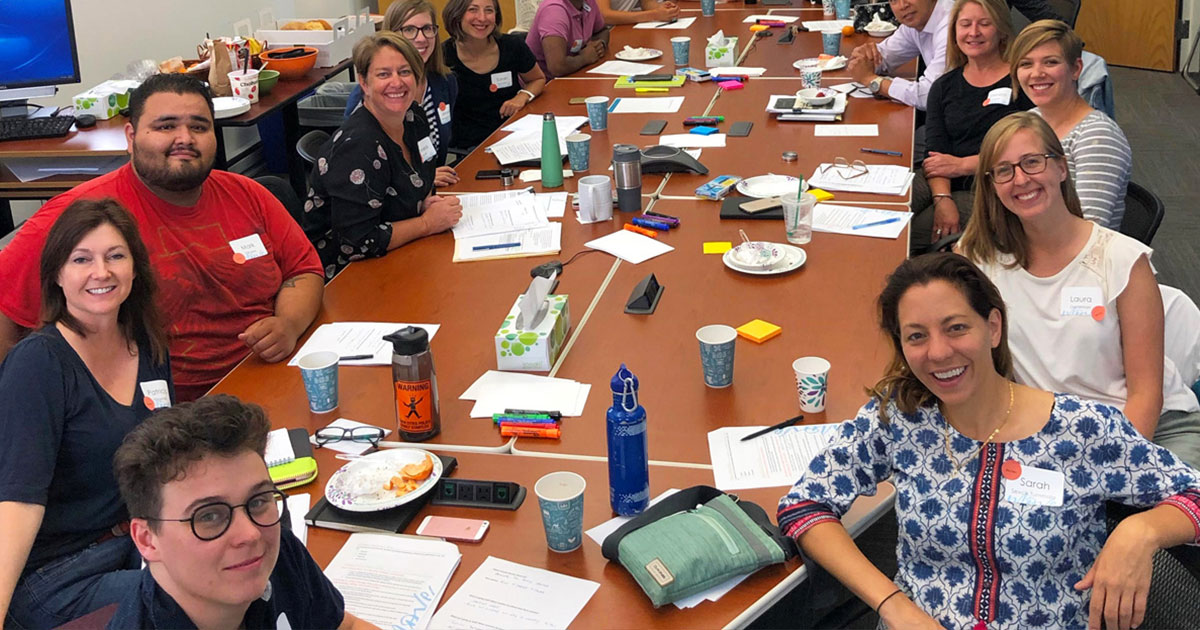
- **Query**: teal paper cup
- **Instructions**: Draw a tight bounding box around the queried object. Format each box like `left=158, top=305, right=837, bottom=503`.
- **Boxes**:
left=671, top=36, right=690, bottom=66
left=700, top=0, right=715, bottom=16
left=535, top=471, right=587, bottom=552
left=834, top=0, right=851, bottom=19
left=821, top=30, right=842, bottom=57
left=566, top=133, right=591, bottom=171
left=585, top=96, right=609, bottom=131
left=697, top=324, right=737, bottom=388
left=298, top=351, right=339, bottom=413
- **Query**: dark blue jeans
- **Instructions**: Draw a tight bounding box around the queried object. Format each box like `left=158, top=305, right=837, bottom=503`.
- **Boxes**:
left=6, top=536, right=141, bottom=629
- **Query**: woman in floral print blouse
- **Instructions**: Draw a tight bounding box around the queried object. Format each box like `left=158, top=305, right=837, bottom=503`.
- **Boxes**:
left=778, top=253, right=1200, bottom=630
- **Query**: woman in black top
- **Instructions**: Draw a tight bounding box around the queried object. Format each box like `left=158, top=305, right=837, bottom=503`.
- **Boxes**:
left=910, top=0, right=1033, bottom=253
left=304, top=33, right=464, bottom=280
left=442, top=0, right=547, bottom=151
left=0, top=199, right=173, bottom=628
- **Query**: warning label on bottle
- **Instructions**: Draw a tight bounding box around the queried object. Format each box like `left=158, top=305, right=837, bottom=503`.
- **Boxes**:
left=395, top=380, right=432, bottom=433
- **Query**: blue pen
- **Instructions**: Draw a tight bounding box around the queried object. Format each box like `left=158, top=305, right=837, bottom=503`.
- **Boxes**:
left=852, top=217, right=902, bottom=230
left=473, top=242, right=521, bottom=251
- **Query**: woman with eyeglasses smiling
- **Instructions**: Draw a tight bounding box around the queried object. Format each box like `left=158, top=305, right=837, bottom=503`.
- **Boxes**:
left=345, top=0, right=460, bottom=186
left=959, top=111, right=1200, bottom=468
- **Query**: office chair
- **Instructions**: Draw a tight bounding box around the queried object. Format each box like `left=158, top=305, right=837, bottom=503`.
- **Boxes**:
left=254, top=175, right=305, bottom=228
left=296, top=129, right=332, bottom=167
left=1120, top=181, right=1166, bottom=245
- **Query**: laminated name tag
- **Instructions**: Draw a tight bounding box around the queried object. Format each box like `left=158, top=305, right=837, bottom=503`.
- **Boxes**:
left=1001, top=460, right=1064, bottom=507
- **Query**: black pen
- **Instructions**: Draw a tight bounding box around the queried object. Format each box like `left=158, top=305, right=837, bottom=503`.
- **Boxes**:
left=656, top=18, right=678, bottom=28
left=860, top=147, right=903, bottom=157
left=740, top=415, right=804, bottom=442
left=340, top=354, right=374, bottom=361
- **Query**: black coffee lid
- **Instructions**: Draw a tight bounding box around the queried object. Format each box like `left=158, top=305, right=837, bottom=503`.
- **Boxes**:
left=383, top=326, right=429, bottom=355
left=613, top=144, right=640, bottom=162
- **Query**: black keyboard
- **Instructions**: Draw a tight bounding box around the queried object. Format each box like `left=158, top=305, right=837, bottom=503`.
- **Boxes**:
left=0, top=116, right=76, bottom=142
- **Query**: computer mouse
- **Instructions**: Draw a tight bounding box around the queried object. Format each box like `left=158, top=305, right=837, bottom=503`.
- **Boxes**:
left=75, top=114, right=97, bottom=129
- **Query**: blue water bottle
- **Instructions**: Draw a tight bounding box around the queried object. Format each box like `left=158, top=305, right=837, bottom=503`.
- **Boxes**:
left=607, top=364, right=649, bottom=515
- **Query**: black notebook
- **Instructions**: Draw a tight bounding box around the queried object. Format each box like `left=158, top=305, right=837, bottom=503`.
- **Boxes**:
left=304, top=454, right=457, bottom=534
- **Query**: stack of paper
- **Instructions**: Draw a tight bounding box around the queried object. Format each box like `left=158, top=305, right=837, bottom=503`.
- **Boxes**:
left=814, top=203, right=912, bottom=239
left=461, top=370, right=590, bottom=418
left=451, top=193, right=562, bottom=261
left=585, top=229, right=675, bottom=264
left=324, top=533, right=461, bottom=630
left=488, top=114, right=588, bottom=166
left=457, top=188, right=568, bottom=219
left=288, top=322, right=440, bottom=366
left=610, top=96, right=684, bottom=114
left=766, top=93, right=847, bottom=122
left=632, top=16, right=696, bottom=29
left=807, top=163, right=914, bottom=195
left=587, top=60, right=662, bottom=76
left=430, top=557, right=599, bottom=629
left=707, top=424, right=840, bottom=490
left=801, top=19, right=854, bottom=31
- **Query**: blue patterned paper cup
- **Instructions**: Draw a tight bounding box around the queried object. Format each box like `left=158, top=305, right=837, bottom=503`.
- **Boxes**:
left=566, top=133, right=591, bottom=171
left=697, top=324, right=737, bottom=388
left=793, top=356, right=831, bottom=413
left=821, top=30, right=842, bottom=57
left=671, top=37, right=690, bottom=66
left=535, top=471, right=587, bottom=552
left=298, top=351, right=339, bottom=413
left=585, top=96, right=609, bottom=131
left=700, top=0, right=715, bottom=16
left=833, top=0, right=851, bottom=19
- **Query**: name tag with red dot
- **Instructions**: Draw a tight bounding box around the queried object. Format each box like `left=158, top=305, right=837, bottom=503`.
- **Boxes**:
left=1001, top=460, right=1064, bottom=506
left=490, top=71, right=513, bottom=91
left=229, top=233, right=268, bottom=264
left=1061, top=286, right=1105, bottom=321
left=438, top=101, right=451, bottom=124
left=140, top=380, right=171, bottom=410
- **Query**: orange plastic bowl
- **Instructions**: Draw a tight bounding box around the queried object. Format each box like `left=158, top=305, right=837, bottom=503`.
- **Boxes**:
left=259, top=47, right=318, bottom=81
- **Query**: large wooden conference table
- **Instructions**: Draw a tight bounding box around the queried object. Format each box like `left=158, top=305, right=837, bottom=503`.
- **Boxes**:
left=208, top=6, right=915, bottom=626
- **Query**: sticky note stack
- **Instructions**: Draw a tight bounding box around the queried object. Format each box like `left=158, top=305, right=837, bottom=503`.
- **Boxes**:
left=737, top=319, right=782, bottom=343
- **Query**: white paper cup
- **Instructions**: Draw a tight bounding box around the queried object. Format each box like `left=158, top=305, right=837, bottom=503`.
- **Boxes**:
left=228, top=69, right=261, bottom=103
left=793, top=356, right=831, bottom=412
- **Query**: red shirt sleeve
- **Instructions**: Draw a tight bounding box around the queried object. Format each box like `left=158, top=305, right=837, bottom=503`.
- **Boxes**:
left=0, top=199, right=72, bottom=328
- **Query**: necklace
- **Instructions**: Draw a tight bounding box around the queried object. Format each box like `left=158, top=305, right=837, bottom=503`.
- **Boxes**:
left=942, top=382, right=1015, bottom=473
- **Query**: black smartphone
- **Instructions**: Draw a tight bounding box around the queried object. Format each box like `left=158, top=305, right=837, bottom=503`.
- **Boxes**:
left=475, top=170, right=505, bottom=180
left=640, top=119, right=667, bottom=135
left=775, top=98, right=796, bottom=110
left=630, top=74, right=674, bottom=82
left=729, top=121, right=753, bottom=137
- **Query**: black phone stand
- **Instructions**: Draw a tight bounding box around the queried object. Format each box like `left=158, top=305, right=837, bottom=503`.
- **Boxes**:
left=625, top=273, right=664, bottom=314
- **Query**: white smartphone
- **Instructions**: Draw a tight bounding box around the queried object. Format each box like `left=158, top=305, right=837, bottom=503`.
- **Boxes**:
left=416, top=515, right=490, bottom=542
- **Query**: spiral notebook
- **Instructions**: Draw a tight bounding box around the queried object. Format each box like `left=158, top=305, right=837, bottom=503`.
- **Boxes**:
left=266, top=428, right=318, bottom=490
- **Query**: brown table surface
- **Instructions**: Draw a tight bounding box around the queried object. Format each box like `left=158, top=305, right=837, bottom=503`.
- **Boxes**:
left=299, top=449, right=895, bottom=628
left=514, top=196, right=905, bottom=461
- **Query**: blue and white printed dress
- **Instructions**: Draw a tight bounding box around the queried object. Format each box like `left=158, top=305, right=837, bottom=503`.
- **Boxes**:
left=778, top=394, right=1200, bottom=629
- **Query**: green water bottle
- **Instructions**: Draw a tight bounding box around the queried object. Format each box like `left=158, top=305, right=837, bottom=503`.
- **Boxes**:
left=541, top=112, right=564, bottom=188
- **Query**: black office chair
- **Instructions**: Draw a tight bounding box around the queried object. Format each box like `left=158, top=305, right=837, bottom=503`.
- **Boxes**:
left=1120, top=181, right=1166, bottom=246
left=254, top=175, right=305, bottom=228
left=296, top=129, right=331, bottom=167
left=1046, top=0, right=1081, bottom=27
left=1107, top=501, right=1200, bottom=627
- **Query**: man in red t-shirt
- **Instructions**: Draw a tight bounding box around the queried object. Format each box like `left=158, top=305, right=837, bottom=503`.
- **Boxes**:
left=0, top=74, right=324, bottom=401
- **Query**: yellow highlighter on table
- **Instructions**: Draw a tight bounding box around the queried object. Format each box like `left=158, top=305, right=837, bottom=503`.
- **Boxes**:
left=635, top=87, right=670, bottom=93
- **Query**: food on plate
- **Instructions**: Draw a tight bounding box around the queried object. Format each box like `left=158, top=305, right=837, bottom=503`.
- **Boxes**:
left=381, top=454, right=435, bottom=497
left=158, top=57, right=186, bottom=73
left=282, top=19, right=333, bottom=30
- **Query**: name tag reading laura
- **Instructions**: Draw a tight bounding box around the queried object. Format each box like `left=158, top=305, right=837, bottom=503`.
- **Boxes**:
left=1001, top=460, right=1064, bottom=507
left=1061, top=286, right=1105, bottom=320
left=229, top=233, right=269, bottom=264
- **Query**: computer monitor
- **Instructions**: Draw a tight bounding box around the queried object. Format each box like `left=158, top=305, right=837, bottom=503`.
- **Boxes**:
left=0, top=0, right=82, bottom=113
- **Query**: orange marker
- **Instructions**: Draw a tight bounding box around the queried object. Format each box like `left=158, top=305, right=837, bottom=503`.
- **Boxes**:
left=500, top=425, right=561, bottom=439
left=623, top=223, right=658, bottom=238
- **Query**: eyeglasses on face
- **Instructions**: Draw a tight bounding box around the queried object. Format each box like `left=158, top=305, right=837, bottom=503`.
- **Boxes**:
left=144, top=489, right=286, bottom=541
left=314, top=426, right=386, bottom=448
left=987, top=153, right=1060, bottom=184
left=400, top=24, right=439, bottom=39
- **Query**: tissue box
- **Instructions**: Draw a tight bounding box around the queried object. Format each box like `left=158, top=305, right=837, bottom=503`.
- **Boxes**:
left=72, top=80, right=140, bottom=120
left=495, top=294, right=570, bottom=371
left=705, top=36, right=738, bottom=68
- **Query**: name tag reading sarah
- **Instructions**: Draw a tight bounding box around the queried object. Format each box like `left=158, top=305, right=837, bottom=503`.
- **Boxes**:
left=1001, top=460, right=1064, bottom=507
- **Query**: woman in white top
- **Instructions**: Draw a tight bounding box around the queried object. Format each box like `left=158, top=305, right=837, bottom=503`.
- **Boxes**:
left=959, top=111, right=1200, bottom=467
left=1009, top=20, right=1132, bottom=229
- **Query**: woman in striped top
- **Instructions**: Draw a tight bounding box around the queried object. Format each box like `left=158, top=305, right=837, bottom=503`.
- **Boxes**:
left=1010, top=20, right=1131, bottom=228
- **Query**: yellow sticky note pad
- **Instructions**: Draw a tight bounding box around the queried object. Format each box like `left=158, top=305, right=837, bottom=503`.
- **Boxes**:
left=737, top=319, right=782, bottom=343
left=703, top=241, right=733, bottom=254
left=809, top=188, right=835, bottom=202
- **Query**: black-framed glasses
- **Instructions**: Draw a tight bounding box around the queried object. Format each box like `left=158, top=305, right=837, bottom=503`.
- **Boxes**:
left=987, top=153, right=1060, bottom=184
left=400, top=24, right=439, bottom=39
left=144, top=489, right=286, bottom=541
left=314, top=426, right=385, bottom=449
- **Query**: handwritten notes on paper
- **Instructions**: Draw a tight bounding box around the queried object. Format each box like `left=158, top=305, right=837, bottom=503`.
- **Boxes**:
left=430, top=556, right=599, bottom=629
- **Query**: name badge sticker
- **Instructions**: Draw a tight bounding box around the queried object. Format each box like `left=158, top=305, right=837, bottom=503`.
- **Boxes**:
left=140, top=380, right=172, bottom=410
left=490, top=71, right=513, bottom=90
left=229, top=233, right=269, bottom=264
left=418, top=136, right=437, bottom=163
left=984, top=87, right=1012, bottom=107
left=1061, top=286, right=1105, bottom=319
left=570, top=39, right=584, bottom=54
left=1001, top=460, right=1064, bottom=507
left=438, top=101, right=451, bottom=124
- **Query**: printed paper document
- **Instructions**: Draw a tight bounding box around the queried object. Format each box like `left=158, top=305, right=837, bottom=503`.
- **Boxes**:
left=288, top=322, right=440, bottom=366
left=708, top=424, right=840, bottom=490
left=814, top=204, right=912, bottom=239
left=429, top=556, right=599, bottom=629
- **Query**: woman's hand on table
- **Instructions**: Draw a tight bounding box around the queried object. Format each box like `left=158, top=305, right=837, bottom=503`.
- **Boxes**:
left=1076, top=518, right=1157, bottom=630
left=651, top=2, right=680, bottom=21
left=923, top=152, right=969, bottom=179
left=499, top=95, right=529, bottom=118
left=932, top=198, right=960, bottom=241
left=434, top=166, right=460, bottom=187
left=878, top=593, right=946, bottom=630
left=421, top=195, right=463, bottom=234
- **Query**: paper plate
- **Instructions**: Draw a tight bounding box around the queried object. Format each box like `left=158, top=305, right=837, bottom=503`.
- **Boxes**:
left=730, top=241, right=787, bottom=270
left=615, top=48, right=663, bottom=61
left=866, top=24, right=898, bottom=37
left=723, top=244, right=807, bottom=275
left=324, top=448, right=444, bottom=512
left=212, top=96, right=251, bottom=119
left=737, top=175, right=809, bottom=199
left=793, top=56, right=849, bottom=72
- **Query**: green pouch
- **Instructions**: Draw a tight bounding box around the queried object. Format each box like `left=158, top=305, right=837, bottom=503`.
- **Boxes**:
left=600, top=486, right=795, bottom=607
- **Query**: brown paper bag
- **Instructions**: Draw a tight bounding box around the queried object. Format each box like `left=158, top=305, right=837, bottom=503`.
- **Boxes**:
left=207, top=40, right=233, bottom=97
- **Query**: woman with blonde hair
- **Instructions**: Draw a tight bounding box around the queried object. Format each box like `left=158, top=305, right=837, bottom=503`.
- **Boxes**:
left=910, top=0, right=1033, bottom=253
left=1009, top=19, right=1131, bottom=227
left=959, top=111, right=1200, bottom=467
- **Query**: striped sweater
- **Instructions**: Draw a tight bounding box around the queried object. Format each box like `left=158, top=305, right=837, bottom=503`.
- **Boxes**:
left=1035, top=108, right=1132, bottom=229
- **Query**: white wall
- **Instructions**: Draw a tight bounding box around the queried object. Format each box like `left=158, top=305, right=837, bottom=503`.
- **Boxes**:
left=1183, top=0, right=1200, bottom=72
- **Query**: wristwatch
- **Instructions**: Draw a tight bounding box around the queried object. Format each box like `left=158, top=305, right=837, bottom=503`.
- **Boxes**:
left=518, top=88, right=536, bottom=103
left=868, top=76, right=884, bottom=95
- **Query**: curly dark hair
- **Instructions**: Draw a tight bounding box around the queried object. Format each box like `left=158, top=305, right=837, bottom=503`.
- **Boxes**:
left=114, top=394, right=271, bottom=527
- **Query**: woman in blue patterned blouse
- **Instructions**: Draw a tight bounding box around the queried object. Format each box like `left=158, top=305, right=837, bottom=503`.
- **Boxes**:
left=778, top=253, right=1200, bottom=630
